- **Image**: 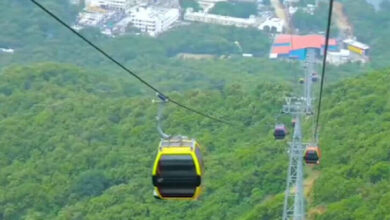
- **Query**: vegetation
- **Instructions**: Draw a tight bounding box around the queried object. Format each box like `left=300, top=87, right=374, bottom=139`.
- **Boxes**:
left=262, top=0, right=270, bottom=6
left=292, top=2, right=338, bottom=36
left=342, top=0, right=390, bottom=69
left=1, top=61, right=389, bottom=220
left=0, top=63, right=290, bottom=219
left=1, top=0, right=390, bottom=219
left=159, top=24, right=271, bottom=56
left=179, top=0, right=202, bottom=12
left=297, top=0, right=316, bottom=7
left=0, top=1, right=271, bottom=67
left=210, top=2, right=257, bottom=18
left=308, top=69, right=390, bottom=219
left=244, top=69, right=390, bottom=219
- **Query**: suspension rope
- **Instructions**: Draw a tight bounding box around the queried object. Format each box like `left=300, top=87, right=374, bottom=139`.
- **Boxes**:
left=314, top=0, right=334, bottom=138
left=30, top=0, right=235, bottom=126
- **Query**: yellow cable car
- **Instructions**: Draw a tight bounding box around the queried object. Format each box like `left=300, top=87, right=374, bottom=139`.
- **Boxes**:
left=152, top=137, right=203, bottom=200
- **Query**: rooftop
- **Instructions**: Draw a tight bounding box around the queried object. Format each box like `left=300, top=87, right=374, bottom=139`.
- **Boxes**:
left=343, top=39, right=370, bottom=50
left=130, top=7, right=179, bottom=21
left=271, top=34, right=337, bottom=54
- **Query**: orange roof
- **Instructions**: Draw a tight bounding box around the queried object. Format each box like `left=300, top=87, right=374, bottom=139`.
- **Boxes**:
left=271, top=34, right=337, bottom=54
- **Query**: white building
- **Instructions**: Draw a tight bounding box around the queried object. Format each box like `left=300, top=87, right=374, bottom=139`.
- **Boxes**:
left=284, top=0, right=300, bottom=4
left=0, top=48, right=15, bottom=54
left=129, top=7, right=180, bottom=36
left=327, top=49, right=350, bottom=65
left=78, top=11, right=106, bottom=26
left=184, top=9, right=257, bottom=28
left=113, top=17, right=133, bottom=34
left=259, top=17, right=284, bottom=33
left=86, top=0, right=136, bottom=10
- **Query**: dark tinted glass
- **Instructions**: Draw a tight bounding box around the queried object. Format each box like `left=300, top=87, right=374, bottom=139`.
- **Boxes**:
left=159, top=187, right=197, bottom=198
left=154, top=155, right=200, bottom=198
left=158, top=155, right=196, bottom=177
left=305, top=151, right=319, bottom=162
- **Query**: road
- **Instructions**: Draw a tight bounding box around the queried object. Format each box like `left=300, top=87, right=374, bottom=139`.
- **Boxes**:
left=333, top=1, right=353, bottom=37
left=271, top=0, right=290, bottom=33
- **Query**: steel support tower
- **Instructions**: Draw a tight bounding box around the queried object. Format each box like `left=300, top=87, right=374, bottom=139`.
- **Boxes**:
left=282, top=49, right=316, bottom=220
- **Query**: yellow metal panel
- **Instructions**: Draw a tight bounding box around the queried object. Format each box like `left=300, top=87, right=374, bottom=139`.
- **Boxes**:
left=348, top=45, right=363, bottom=55
left=161, top=147, right=192, bottom=154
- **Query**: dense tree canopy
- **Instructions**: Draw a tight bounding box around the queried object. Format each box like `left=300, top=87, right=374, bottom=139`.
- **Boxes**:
left=0, top=63, right=292, bottom=219
left=210, top=2, right=257, bottom=18
left=1, top=0, right=390, bottom=219
left=179, top=0, right=201, bottom=12
left=0, top=61, right=389, bottom=220
left=292, top=2, right=338, bottom=35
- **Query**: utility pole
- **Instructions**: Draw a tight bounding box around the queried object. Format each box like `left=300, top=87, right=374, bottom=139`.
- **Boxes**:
left=282, top=49, right=316, bottom=220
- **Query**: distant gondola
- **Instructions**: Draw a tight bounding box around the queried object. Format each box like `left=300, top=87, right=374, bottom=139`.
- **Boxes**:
left=152, top=137, right=203, bottom=200
left=274, top=124, right=288, bottom=140
left=312, top=73, right=319, bottom=82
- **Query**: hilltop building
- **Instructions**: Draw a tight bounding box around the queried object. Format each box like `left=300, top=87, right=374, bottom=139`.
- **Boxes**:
left=129, top=7, right=180, bottom=36
left=85, top=0, right=150, bottom=10
left=343, top=39, right=370, bottom=56
left=78, top=10, right=110, bottom=26
left=326, top=38, right=369, bottom=65
left=86, top=0, right=129, bottom=10
left=269, top=34, right=338, bottom=60
left=259, top=17, right=285, bottom=33
left=184, top=9, right=257, bottom=28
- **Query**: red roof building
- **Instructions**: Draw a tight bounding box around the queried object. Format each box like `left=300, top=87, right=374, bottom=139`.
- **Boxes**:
left=270, top=34, right=338, bottom=60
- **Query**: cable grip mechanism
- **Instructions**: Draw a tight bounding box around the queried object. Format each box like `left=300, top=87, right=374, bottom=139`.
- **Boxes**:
left=153, top=93, right=171, bottom=139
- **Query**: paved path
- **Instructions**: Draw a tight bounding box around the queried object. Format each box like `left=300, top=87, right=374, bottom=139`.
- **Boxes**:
left=333, top=1, right=353, bottom=36
left=271, top=0, right=290, bottom=33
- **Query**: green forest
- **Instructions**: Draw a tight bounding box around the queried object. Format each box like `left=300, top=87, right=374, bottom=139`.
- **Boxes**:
left=0, top=0, right=390, bottom=219
left=1, top=60, right=389, bottom=220
left=210, top=2, right=258, bottom=18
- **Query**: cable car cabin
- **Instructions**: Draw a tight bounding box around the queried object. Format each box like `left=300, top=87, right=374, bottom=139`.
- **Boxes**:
left=152, top=138, right=203, bottom=200
left=299, top=78, right=304, bottom=84
left=274, top=124, right=287, bottom=140
left=304, top=146, right=321, bottom=165
left=312, top=73, right=319, bottom=82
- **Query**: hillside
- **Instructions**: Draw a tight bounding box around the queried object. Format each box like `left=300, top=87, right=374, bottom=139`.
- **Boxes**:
left=243, top=69, right=390, bottom=220
left=309, top=69, right=390, bottom=219
left=0, top=63, right=291, bottom=220
left=1, top=1, right=390, bottom=219
left=0, top=63, right=389, bottom=219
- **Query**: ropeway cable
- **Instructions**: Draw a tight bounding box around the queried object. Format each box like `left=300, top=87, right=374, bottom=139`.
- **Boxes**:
left=30, top=0, right=235, bottom=126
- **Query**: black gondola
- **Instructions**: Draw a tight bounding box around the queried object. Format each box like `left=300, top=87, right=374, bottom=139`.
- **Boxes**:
left=312, top=73, right=319, bottom=82
left=274, top=124, right=287, bottom=140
